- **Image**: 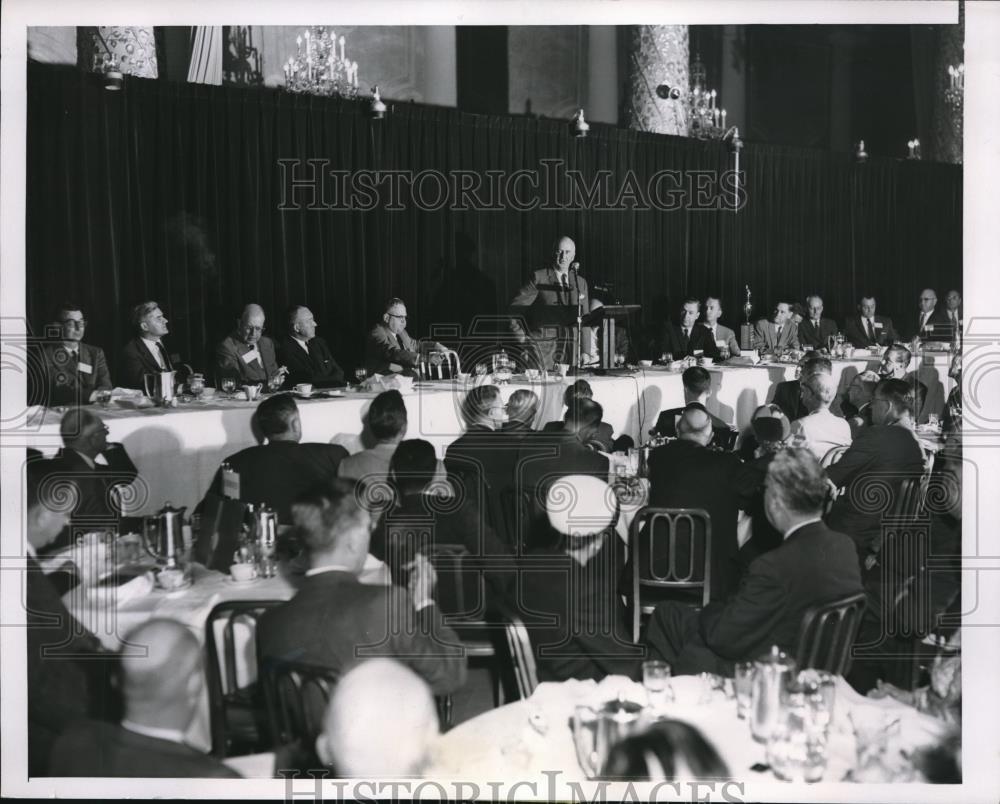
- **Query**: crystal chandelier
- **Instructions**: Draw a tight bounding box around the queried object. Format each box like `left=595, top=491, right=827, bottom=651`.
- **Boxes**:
left=284, top=27, right=360, bottom=98
left=944, top=63, right=964, bottom=113
left=685, top=53, right=727, bottom=140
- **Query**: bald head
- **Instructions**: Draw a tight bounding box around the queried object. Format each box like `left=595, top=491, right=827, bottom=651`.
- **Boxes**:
left=121, top=619, right=203, bottom=729
left=553, top=236, right=576, bottom=272
left=802, top=371, right=837, bottom=411
left=316, top=659, right=438, bottom=776
left=676, top=406, right=713, bottom=445
left=237, top=303, right=266, bottom=345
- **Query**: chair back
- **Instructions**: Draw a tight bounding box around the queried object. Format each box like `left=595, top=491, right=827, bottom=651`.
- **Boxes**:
left=630, top=507, right=712, bottom=641
left=260, top=658, right=341, bottom=750
left=795, top=591, right=867, bottom=675
left=204, top=599, right=281, bottom=756
left=498, top=486, right=538, bottom=555
left=431, top=542, right=489, bottom=623
left=194, top=492, right=249, bottom=571
left=500, top=612, right=538, bottom=700
left=821, top=444, right=849, bottom=468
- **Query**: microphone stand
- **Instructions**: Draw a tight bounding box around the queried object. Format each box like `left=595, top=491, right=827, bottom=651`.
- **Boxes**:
left=572, top=264, right=583, bottom=373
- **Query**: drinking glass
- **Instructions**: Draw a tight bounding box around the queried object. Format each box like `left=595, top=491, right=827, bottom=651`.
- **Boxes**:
left=475, top=363, right=488, bottom=377
left=94, top=389, right=113, bottom=408
left=642, top=660, right=674, bottom=711
left=571, top=705, right=601, bottom=779
left=734, top=661, right=755, bottom=719
left=766, top=703, right=829, bottom=782
left=927, top=413, right=941, bottom=431
left=661, top=352, right=673, bottom=365
left=220, top=377, right=236, bottom=395
left=354, top=368, right=367, bottom=384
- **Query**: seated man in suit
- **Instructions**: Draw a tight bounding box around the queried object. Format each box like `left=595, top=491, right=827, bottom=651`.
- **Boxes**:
left=520, top=398, right=610, bottom=492
left=647, top=407, right=757, bottom=601
left=35, top=302, right=112, bottom=407
left=514, top=474, right=643, bottom=682
left=702, top=296, right=740, bottom=357
left=275, top=305, right=345, bottom=388
left=843, top=295, right=898, bottom=348
left=878, top=344, right=929, bottom=422
left=316, top=659, right=440, bottom=778
left=825, top=378, right=926, bottom=565
left=645, top=449, right=863, bottom=676
left=121, top=301, right=189, bottom=390
left=789, top=371, right=852, bottom=463
left=771, top=354, right=832, bottom=422
left=654, top=298, right=720, bottom=360
left=365, top=297, right=446, bottom=376
left=42, top=408, right=139, bottom=554
left=797, top=295, right=839, bottom=351
left=257, top=481, right=466, bottom=695
left=215, top=303, right=288, bottom=389
left=201, top=393, right=348, bottom=523
left=25, top=461, right=109, bottom=777
left=752, top=301, right=800, bottom=354
left=909, top=288, right=952, bottom=342
left=841, top=370, right=880, bottom=437
left=49, top=619, right=239, bottom=778
left=652, top=365, right=735, bottom=450
left=944, top=289, right=962, bottom=332
left=338, top=389, right=408, bottom=486
left=541, top=380, right=615, bottom=451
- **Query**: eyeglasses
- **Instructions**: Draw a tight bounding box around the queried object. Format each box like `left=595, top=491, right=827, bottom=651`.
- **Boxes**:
left=387, top=313, right=407, bottom=321
left=242, top=324, right=265, bottom=333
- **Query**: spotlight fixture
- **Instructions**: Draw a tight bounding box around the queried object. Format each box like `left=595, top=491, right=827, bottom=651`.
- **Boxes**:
left=855, top=139, right=868, bottom=163
left=103, top=66, right=124, bottom=91
left=369, top=85, right=387, bottom=120
left=724, top=126, right=743, bottom=154
left=655, top=84, right=682, bottom=100
left=572, top=109, right=590, bottom=138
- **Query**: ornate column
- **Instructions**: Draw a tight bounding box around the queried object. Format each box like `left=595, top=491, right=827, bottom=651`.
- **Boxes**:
left=625, top=25, right=689, bottom=134
left=77, top=27, right=158, bottom=79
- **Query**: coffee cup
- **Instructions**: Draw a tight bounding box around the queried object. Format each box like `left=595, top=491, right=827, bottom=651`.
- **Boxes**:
left=638, top=360, right=653, bottom=368
left=230, top=563, right=257, bottom=583
left=700, top=357, right=714, bottom=367
left=295, top=383, right=313, bottom=396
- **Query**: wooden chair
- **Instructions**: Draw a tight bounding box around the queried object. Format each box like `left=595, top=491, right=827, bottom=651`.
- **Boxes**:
left=204, top=599, right=281, bottom=757
left=795, top=591, right=867, bottom=675
left=629, top=507, right=712, bottom=642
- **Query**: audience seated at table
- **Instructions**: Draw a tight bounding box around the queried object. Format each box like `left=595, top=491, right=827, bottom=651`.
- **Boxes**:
left=651, top=366, right=735, bottom=450
left=742, top=405, right=793, bottom=557
left=40, top=408, right=139, bottom=555
left=443, top=384, right=508, bottom=489
left=25, top=460, right=111, bottom=777
left=315, top=659, right=439, bottom=777
left=518, top=398, right=610, bottom=495
left=825, top=378, right=925, bottom=568
left=338, top=389, right=408, bottom=487
left=275, top=305, right=346, bottom=388
left=770, top=354, right=832, bottom=423
left=840, top=370, right=880, bottom=438
left=646, top=406, right=757, bottom=602
left=502, top=388, right=540, bottom=431
left=789, top=371, right=852, bottom=462
left=200, top=394, right=348, bottom=523
left=541, top=380, right=616, bottom=451
left=644, top=450, right=863, bottom=676
left=513, top=475, right=642, bottom=682
left=369, top=438, right=511, bottom=609
left=257, top=480, right=466, bottom=696
left=49, top=619, right=240, bottom=778
left=602, top=719, right=730, bottom=781
left=33, top=301, right=113, bottom=407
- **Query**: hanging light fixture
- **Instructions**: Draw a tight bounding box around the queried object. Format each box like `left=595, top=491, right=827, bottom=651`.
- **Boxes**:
left=284, top=26, right=360, bottom=98
left=571, top=109, right=590, bottom=138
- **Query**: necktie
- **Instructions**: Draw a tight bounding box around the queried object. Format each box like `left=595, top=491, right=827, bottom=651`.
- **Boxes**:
left=866, top=319, right=876, bottom=342
left=920, top=312, right=928, bottom=332
left=776, top=325, right=782, bottom=338
left=682, top=327, right=690, bottom=339
left=157, top=342, right=173, bottom=370
left=561, top=274, right=570, bottom=300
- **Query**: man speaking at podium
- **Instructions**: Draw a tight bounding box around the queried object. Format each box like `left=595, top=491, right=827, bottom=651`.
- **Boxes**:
left=509, top=236, right=590, bottom=370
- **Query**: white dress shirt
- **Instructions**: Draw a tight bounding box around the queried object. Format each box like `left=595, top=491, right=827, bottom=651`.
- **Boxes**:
left=141, top=337, right=168, bottom=369
left=791, top=409, right=852, bottom=462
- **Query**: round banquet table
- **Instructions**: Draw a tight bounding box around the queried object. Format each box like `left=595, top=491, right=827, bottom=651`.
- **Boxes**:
left=426, top=674, right=950, bottom=787
left=22, top=354, right=953, bottom=515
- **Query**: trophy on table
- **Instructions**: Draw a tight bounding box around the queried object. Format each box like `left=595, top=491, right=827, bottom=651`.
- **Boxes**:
left=740, top=284, right=754, bottom=351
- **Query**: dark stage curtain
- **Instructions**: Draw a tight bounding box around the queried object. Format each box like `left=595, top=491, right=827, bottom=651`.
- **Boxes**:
left=26, top=62, right=961, bottom=381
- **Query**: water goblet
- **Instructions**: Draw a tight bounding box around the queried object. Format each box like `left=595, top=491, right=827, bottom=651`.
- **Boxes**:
left=354, top=368, right=367, bottom=385
left=643, top=660, right=674, bottom=711
left=220, top=377, right=236, bottom=396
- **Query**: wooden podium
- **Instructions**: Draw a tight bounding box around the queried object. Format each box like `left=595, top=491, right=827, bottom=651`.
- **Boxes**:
left=593, top=304, right=642, bottom=368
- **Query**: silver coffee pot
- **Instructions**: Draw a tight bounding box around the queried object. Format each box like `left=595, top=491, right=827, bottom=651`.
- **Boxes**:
left=144, top=370, right=177, bottom=406
left=253, top=503, right=279, bottom=577
left=143, top=501, right=188, bottom=567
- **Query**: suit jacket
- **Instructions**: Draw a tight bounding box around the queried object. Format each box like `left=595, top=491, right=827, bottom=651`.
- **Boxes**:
left=514, top=539, right=643, bottom=682
left=653, top=323, right=721, bottom=360
left=647, top=522, right=863, bottom=676
left=42, top=445, right=140, bottom=554
left=541, top=419, right=615, bottom=453
left=121, top=336, right=181, bottom=390
left=276, top=335, right=345, bottom=388
left=701, top=323, right=740, bottom=357
left=646, top=439, right=757, bottom=601
left=215, top=333, right=280, bottom=384
left=797, top=317, right=839, bottom=350
left=509, top=267, right=589, bottom=369
left=652, top=406, right=735, bottom=450
left=771, top=379, right=808, bottom=422
left=257, top=569, right=466, bottom=695
left=909, top=307, right=952, bottom=342
left=515, top=430, right=610, bottom=494
left=752, top=319, right=800, bottom=352
left=34, top=342, right=112, bottom=407
left=843, top=315, right=898, bottom=348
left=825, top=424, right=926, bottom=555
left=365, top=322, right=420, bottom=375
left=49, top=720, right=240, bottom=778
left=203, top=441, right=348, bottom=523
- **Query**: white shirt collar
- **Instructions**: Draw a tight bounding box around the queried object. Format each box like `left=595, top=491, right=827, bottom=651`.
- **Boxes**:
left=69, top=447, right=96, bottom=469
left=293, top=335, right=310, bottom=352
left=120, top=719, right=187, bottom=746
left=305, top=563, right=357, bottom=578
left=784, top=517, right=823, bottom=540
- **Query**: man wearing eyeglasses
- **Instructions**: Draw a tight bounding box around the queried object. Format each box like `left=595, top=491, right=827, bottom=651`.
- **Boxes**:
left=38, top=302, right=112, bottom=406
left=215, top=303, right=288, bottom=389
left=365, top=297, right=445, bottom=376
left=909, top=288, right=951, bottom=342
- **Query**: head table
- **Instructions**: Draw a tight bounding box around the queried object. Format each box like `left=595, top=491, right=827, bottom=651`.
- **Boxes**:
left=23, top=355, right=951, bottom=515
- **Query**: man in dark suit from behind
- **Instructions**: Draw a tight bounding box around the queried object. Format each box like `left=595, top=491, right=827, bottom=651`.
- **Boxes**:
left=34, top=301, right=113, bottom=407
left=49, top=619, right=240, bottom=778
left=520, top=398, right=610, bottom=492
left=276, top=305, right=345, bottom=388
left=770, top=354, right=833, bottom=423
left=653, top=298, right=721, bottom=361
left=843, top=295, right=898, bottom=348
left=42, top=408, right=139, bottom=555
left=646, top=406, right=757, bottom=602
left=541, top=380, right=616, bottom=452
left=652, top=365, right=735, bottom=450
left=797, top=295, right=839, bottom=351
left=645, top=449, right=863, bottom=676
left=201, top=393, right=348, bottom=523
left=257, top=480, right=466, bottom=695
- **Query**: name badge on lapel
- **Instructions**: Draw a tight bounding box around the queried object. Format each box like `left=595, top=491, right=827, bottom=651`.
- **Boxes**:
left=78, top=362, right=94, bottom=374
left=241, top=349, right=261, bottom=365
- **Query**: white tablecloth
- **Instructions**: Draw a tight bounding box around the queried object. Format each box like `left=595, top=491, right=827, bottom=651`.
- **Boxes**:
left=26, top=356, right=952, bottom=515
